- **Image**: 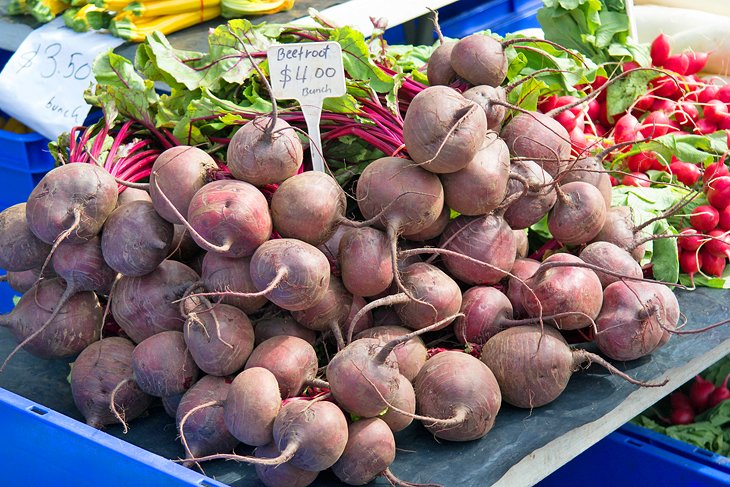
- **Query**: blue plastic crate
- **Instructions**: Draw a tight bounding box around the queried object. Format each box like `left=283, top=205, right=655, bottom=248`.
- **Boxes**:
left=0, top=387, right=228, bottom=487
left=383, top=0, right=542, bottom=45
left=540, top=423, right=730, bottom=486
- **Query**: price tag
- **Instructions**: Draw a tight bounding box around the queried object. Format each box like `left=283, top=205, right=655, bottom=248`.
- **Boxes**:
left=0, top=18, right=124, bottom=141
left=267, top=41, right=346, bottom=172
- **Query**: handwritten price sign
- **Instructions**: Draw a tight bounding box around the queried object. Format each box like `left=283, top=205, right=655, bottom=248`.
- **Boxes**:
left=0, top=18, right=123, bottom=140
left=267, top=42, right=346, bottom=172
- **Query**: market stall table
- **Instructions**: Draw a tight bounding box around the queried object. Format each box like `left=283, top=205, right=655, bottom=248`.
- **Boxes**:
left=0, top=286, right=728, bottom=486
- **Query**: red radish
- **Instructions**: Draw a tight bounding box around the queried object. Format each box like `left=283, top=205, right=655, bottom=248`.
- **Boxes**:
left=706, top=162, right=730, bottom=184
left=707, top=373, right=730, bottom=409
left=663, top=54, right=689, bottom=75
left=679, top=251, right=702, bottom=284
left=674, top=102, right=699, bottom=126
left=613, top=114, right=640, bottom=143
left=554, top=110, right=578, bottom=132
left=651, top=76, right=680, bottom=99
left=622, top=172, right=650, bottom=187
left=538, top=95, right=559, bottom=113
left=718, top=116, right=730, bottom=131
left=587, top=99, right=600, bottom=120
left=704, top=229, right=730, bottom=258
left=652, top=98, right=676, bottom=114
left=634, top=95, right=654, bottom=113
left=627, top=152, right=657, bottom=173
left=689, top=375, right=716, bottom=411
left=650, top=34, right=671, bottom=66
left=703, top=100, right=729, bottom=124
left=670, top=408, right=695, bottom=425
left=707, top=176, right=730, bottom=209
left=670, top=391, right=694, bottom=411
left=670, top=161, right=701, bottom=186
left=716, top=85, right=730, bottom=104
left=690, top=205, right=720, bottom=231
left=700, top=249, right=726, bottom=277
left=686, top=51, right=709, bottom=75
left=640, top=111, right=671, bottom=138
left=622, top=61, right=641, bottom=72
left=695, top=119, right=717, bottom=135
left=698, top=85, right=720, bottom=103
left=719, top=206, right=730, bottom=231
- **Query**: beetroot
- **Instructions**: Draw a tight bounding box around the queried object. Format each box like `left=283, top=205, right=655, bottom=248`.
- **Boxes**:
left=548, top=182, right=607, bottom=245
left=501, top=112, right=570, bottom=177
left=506, top=258, right=540, bottom=317
left=439, top=214, right=516, bottom=285
left=162, top=393, right=183, bottom=418
left=254, top=443, right=319, bottom=487
left=402, top=86, right=487, bottom=174
left=271, top=171, right=346, bottom=246
left=332, top=418, right=396, bottom=485
left=244, top=336, right=318, bottom=399
left=26, top=163, right=118, bottom=244
left=201, top=253, right=267, bottom=314
left=327, top=337, right=400, bottom=417
left=176, top=375, right=238, bottom=461
left=117, top=187, right=151, bottom=206
left=225, top=367, right=281, bottom=446
left=131, top=330, right=199, bottom=397
left=0, top=278, right=101, bottom=360
left=521, top=253, right=603, bottom=330
left=414, top=351, right=501, bottom=441
left=53, top=236, right=116, bottom=295
left=503, top=159, right=557, bottom=230
left=184, top=179, right=272, bottom=258
left=426, top=41, right=457, bottom=86
left=355, top=325, right=428, bottom=381
left=463, top=85, right=508, bottom=129
left=149, top=145, right=217, bottom=224
left=0, top=203, right=50, bottom=271
left=101, top=200, right=174, bottom=277
left=482, top=325, right=659, bottom=408
left=394, top=262, right=462, bottom=331
left=226, top=116, right=303, bottom=187
left=272, top=400, right=348, bottom=471
left=455, top=286, right=513, bottom=344
left=514, top=229, right=529, bottom=258
left=339, top=227, right=393, bottom=297
left=183, top=303, right=255, bottom=376
left=6, top=267, right=48, bottom=294
left=594, top=281, right=677, bottom=361
left=380, top=374, right=415, bottom=432
left=112, top=260, right=199, bottom=343
left=402, top=203, right=451, bottom=242
left=70, top=337, right=151, bottom=428
left=254, top=315, right=317, bottom=346
left=440, top=132, right=510, bottom=215
left=593, top=206, right=646, bottom=262
left=579, top=241, right=642, bottom=288
left=248, top=239, right=331, bottom=312
left=291, top=276, right=352, bottom=336
left=451, top=34, right=507, bottom=87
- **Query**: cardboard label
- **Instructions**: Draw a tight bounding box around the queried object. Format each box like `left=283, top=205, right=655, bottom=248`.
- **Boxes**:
left=267, top=41, right=346, bottom=172
left=0, top=18, right=123, bottom=140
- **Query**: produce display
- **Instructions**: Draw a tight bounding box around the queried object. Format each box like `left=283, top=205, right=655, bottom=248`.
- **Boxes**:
left=3, top=0, right=294, bottom=40
left=1, top=1, right=730, bottom=486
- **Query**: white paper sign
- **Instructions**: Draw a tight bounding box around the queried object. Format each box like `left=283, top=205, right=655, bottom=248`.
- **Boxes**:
left=0, top=18, right=124, bottom=141
left=267, top=42, right=346, bottom=172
